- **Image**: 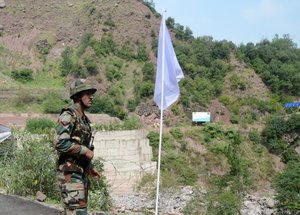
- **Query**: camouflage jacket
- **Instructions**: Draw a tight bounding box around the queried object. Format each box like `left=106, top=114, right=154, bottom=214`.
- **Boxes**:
left=55, top=104, right=93, bottom=170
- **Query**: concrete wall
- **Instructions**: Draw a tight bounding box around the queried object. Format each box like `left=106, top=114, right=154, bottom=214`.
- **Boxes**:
left=93, top=130, right=156, bottom=195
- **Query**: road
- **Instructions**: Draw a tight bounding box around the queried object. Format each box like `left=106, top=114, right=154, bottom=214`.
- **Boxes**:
left=0, top=193, right=62, bottom=215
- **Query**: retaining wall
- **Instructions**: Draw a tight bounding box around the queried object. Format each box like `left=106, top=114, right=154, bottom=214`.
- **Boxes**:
left=93, top=130, right=156, bottom=194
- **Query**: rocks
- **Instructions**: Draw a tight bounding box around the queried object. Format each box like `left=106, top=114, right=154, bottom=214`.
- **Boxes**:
left=36, top=191, right=47, bottom=202
left=111, top=189, right=277, bottom=215
left=295, top=146, right=300, bottom=155
left=241, top=195, right=276, bottom=215
left=112, top=186, right=195, bottom=214
left=0, top=0, right=6, bottom=8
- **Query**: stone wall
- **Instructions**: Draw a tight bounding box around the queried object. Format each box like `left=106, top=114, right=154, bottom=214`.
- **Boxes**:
left=93, top=130, right=156, bottom=195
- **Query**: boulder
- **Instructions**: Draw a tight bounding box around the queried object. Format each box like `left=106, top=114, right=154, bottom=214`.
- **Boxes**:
left=0, top=0, right=5, bottom=8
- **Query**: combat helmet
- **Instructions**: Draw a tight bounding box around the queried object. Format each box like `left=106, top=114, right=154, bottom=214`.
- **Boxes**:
left=70, top=79, right=97, bottom=99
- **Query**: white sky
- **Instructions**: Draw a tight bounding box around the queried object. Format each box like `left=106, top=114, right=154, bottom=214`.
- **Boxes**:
left=154, top=0, right=300, bottom=46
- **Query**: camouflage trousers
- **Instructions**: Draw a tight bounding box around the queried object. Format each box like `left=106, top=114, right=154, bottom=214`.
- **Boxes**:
left=57, top=163, right=89, bottom=215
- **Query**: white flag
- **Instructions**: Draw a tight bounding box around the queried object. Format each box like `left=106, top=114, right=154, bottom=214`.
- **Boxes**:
left=154, top=18, right=184, bottom=110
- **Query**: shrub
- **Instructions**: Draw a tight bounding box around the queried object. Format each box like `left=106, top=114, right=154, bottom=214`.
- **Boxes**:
left=26, top=118, right=55, bottom=134
left=248, top=129, right=260, bottom=144
left=206, top=190, right=242, bottom=215
left=42, top=93, right=69, bottom=114
left=118, top=42, right=135, bottom=60
left=0, top=130, right=111, bottom=211
left=88, top=159, right=112, bottom=211
left=142, top=62, right=155, bottom=82
left=170, top=128, right=183, bottom=140
left=0, top=130, right=58, bottom=199
left=83, top=57, right=98, bottom=75
left=139, top=81, right=154, bottom=98
left=127, top=99, right=138, bottom=112
left=11, top=68, right=33, bottom=83
left=274, top=160, right=300, bottom=214
left=123, top=116, right=142, bottom=130
left=60, top=47, right=74, bottom=76
left=136, top=44, right=149, bottom=62
left=105, top=64, right=123, bottom=81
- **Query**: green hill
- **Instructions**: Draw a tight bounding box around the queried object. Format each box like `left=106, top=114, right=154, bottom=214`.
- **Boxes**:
left=0, top=0, right=299, bottom=214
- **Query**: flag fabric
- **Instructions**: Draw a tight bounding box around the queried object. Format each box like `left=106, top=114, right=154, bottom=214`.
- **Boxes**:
left=154, top=19, right=184, bottom=110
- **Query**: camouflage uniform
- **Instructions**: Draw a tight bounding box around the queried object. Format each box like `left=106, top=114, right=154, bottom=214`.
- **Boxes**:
left=56, top=79, right=96, bottom=215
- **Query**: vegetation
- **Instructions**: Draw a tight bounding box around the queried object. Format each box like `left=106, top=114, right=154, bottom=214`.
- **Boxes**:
left=238, top=34, right=300, bottom=98
left=0, top=129, right=111, bottom=211
left=1, top=1, right=300, bottom=214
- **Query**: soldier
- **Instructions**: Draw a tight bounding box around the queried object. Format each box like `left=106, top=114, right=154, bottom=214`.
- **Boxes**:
left=55, top=79, right=101, bottom=215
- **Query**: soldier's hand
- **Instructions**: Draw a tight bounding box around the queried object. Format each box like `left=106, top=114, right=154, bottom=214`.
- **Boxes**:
left=89, top=168, right=101, bottom=179
left=85, top=149, right=94, bottom=161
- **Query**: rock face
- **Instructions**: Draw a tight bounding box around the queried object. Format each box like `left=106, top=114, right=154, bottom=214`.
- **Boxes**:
left=0, top=0, right=5, bottom=8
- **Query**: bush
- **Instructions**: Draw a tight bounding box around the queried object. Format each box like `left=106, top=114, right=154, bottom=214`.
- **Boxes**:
left=11, top=68, right=33, bottom=83
left=118, top=42, right=135, bottom=60
left=88, top=159, right=112, bottom=211
left=136, top=44, right=149, bottom=62
left=274, top=160, right=300, bottom=214
left=83, top=57, right=98, bottom=75
left=42, top=93, right=69, bottom=114
left=0, top=130, right=58, bottom=199
left=60, top=47, right=74, bottom=76
left=206, top=190, right=242, bottom=215
left=0, top=130, right=111, bottom=211
left=26, top=118, right=56, bottom=134
left=105, top=64, right=123, bottom=81
left=170, top=128, right=183, bottom=140
left=123, top=116, right=142, bottom=130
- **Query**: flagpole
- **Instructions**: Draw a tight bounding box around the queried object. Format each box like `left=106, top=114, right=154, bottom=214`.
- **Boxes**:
left=155, top=10, right=166, bottom=215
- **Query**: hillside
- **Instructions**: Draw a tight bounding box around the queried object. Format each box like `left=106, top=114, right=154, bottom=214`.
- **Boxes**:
left=0, top=0, right=300, bottom=214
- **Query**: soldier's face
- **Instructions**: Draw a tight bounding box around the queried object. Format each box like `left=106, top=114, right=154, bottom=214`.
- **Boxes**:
left=81, top=90, right=94, bottom=108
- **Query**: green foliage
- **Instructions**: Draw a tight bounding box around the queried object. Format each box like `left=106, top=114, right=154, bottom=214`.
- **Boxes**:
left=136, top=44, right=149, bottom=62
left=170, top=128, right=183, bottom=140
left=0, top=130, right=58, bottom=199
left=83, top=57, right=98, bottom=75
left=88, top=95, right=113, bottom=114
left=105, top=63, right=123, bottom=81
left=162, top=151, right=198, bottom=185
left=118, top=42, right=135, bottom=60
left=88, top=95, right=127, bottom=120
left=238, top=35, right=300, bottom=96
left=248, top=129, right=260, bottom=144
left=11, top=68, right=33, bottom=83
left=183, top=189, right=206, bottom=215
left=206, top=190, right=242, bottom=215
left=142, top=0, right=160, bottom=17
left=123, top=116, right=142, bottom=130
left=88, top=159, right=112, bottom=211
left=202, top=123, right=224, bottom=142
left=0, top=130, right=111, bottom=211
left=142, top=62, right=155, bottom=82
left=139, top=81, right=154, bottom=98
left=67, top=31, right=91, bottom=53
left=261, top=113, right=300, bottom=162
left=36, top=39, right=52, bottom=56
left=274, top=160, right=300, bottom=214
left=60, top=46, right=74, bottom=76
left=127, top=99, right=138, bottom=112
left=91, top=33, right=116, bottom=56
left=26, top=118, right=55, bottom=134
left=42, top=93, right=69, bottom=114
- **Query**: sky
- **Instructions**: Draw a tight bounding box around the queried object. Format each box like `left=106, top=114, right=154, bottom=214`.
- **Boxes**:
left=153, top=0, right=300, bottom=46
